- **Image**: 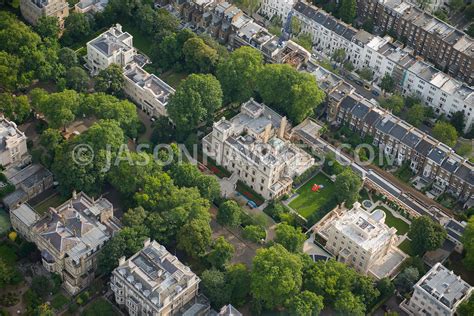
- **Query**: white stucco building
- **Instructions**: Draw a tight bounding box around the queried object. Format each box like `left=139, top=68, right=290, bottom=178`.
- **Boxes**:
left=315, top=202, right=407, bottom=279
left=110, top=239, right=201, bottom=316
left=202, top=99, right=314, bottom=200
left=260, top=0, right=295, bottom=20
left=123, top=63, right=175, bottom=118
left=0, top=116, right=29, bottom=169
left=86, top=24, right=136, bottom=75
left=401, top=263, right=472, bottom=316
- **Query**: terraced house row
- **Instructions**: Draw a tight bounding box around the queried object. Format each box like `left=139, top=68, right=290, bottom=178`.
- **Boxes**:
left=169, top=0, right=310, bottom=69
left=356, top=0, right=474, bottom=85
left=292, top=1, right=474, bottom=133
left=327, top=85, right=473, bottom=205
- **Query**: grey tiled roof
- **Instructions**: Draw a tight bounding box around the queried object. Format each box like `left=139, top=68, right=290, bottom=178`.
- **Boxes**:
left=350, top=102, right=370, bottom=119
left=401, top=131, right=421, bottom=148
left=340, top=95, right=358, bottom=112
left=427, top=147, right=447, bottom=164
left=374, top=116, right=396, bottom=134
left=388, top=124, right=408, bottom=141
left=454, top=163, right=474, bottom=185
left=415, top=138, right=435, bottom=156
left=363, top=110, right=381, bottom=126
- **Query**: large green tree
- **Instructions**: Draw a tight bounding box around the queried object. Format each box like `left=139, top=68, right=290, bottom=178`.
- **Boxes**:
left=334, top=168, right=362, bottom=207
left=36, top=90, right=80, bottom=129
left=432, top=121, right=458, bottom=147
left=98, top=226, right=149, bottom=274
left=462, top=216, right=474, bottom=270
left=169, top=163, right=221, bottom=201
left=226, top=263, right=250, bottom=306
left=379, top=94, right=404, bottom=114
left=217, top=200, right=242, bottom=227
left=36, top=16, right=60, bottom=39
left=285, top=290, right=324, bottom=316
left=257, top=64, right=325, bottom=123
left=408, top=216, right=446, bottom=255
left=338, top=0, right=356, bottom=23
left=167, top=74, right=223, bottom=133
left=450, top=111, right=466, bottom=134
left=183, top=37, right=219, bottom=73
left=216, top=46, right=264, bottom=104
left=65, top=66, right=89, bottom=92
left=62, top=13, right=93, bottom=46
left=394, top=267, right=419, bottom=295
left=58, top=47, right=78, bottom=69
left=95, top=64, right=125, bottom=97
left=200, top=269, right=232, bottom=309
left=52, top=119, right=125, bottom=195
left=177, top=219, right=212, bottom=258
left=0, top=94, right=31, bottom=123
left=207, top=236, right=235, bottom=269
left=380, top=73, right=395, bottom=93
left=153, top=29, right=196, bottom=70
left=275, top=223, right=306, bottom=253
left=406, top=103, right=426, bottom=127
left=251, top=244, right=303, bottom=309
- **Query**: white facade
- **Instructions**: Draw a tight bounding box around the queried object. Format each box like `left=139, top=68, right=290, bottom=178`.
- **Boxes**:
left=86, top=24, right=136, bottom=75
left=0, top=116, right=29, bottom=169
left=290, top=1, right=474, bottom=133
left=402, top=62, right=474, bottom=133
left=316, top=202, right=407, bottom=279
left=123, top=63, right=175, bottom=118
left=260, top=0, right=295, bottom=20
left=110, top=239, right=200, bottom=316
left=202, top=99, right=314, bottom=200
left=403, top=263, right=472, bottom=316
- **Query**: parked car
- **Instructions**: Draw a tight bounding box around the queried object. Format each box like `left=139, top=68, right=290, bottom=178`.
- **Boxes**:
left=371, top=90, right=380, bottom=96
left=364, top=83, right=371, bottom=90
left=355, top=79, right=364, bottom=86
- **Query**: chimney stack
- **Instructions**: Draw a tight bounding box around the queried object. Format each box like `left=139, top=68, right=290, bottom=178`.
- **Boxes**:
left=263, top=123, right=272, bottom=143
left=279, top=116, right=287, bottom=139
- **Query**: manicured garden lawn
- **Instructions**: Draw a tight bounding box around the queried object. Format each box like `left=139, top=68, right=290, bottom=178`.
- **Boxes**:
left=289, top=172, right=335, bottom=219
left=51, top=293, right=69, bottom=310
left=83, top=298, right=119, bottom=316
left=399, top=239, right=415, bottom=256
left=160, top=70, right=188, bottom=88
left=0, top=209, right=11, bottom=235
left=32, top=194, right=68, bottom=215
left=377, top=206, right=410, bottom=235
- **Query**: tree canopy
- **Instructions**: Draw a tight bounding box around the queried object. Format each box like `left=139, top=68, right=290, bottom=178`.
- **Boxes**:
left=408, top=216, right=446, bottom=255
left=334, top=168, right=362, bottom=207
left=462, top=216, right=474, bottom=270
left=257, top=64, right=325, bottom=124
left=167, top=74, right=223, bottom=133
left=275, top=223, right=306, bottom=253
left=251, top=244, right=303, bottom=309
left=216, top=46, right=264, bottom=104
left=432, top=121, right=458, bottom=147
left=95, top=64, right=125, bottom=97
left=207, top=236, right=235, bottom=269
left=217, top=200, right=242, bottom=227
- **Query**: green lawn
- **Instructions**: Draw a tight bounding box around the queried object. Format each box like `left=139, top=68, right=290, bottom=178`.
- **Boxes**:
left=51, top=293, right=69, bottom=310
left=83, top=298, right=119, bottom=316
left=289, top=173, right=335, bottom=219
left=0, top=209, right=11, bottom=235
left=0, top=243, right=18, bottom=265
left=160, top=70, right=188, bottom=88
left=394, top=163, right=414, bottom=183
left=377, top=206, right=410, bottom=235
left=399, top=239, right=415, bottom=256
left=32, top=194, right=68, bottom=215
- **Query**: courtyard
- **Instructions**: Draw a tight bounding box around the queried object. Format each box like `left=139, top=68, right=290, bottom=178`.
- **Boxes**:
left=288, top=172, right=336, bottom=219
left=376, top=205, right=410, bottom=235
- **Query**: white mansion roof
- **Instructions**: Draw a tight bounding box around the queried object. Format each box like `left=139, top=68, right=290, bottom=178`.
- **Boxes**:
left=88, top=25, right=133, bottom=57
left=416, top=263, right=472, bottom=310
left=330, top=202, right=397, bottom=252
left=114, top=240, right=199, bottom=310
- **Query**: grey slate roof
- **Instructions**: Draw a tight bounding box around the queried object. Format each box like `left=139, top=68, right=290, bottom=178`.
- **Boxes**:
left=363, top=110, right=381, bottom=126
left=427, top=147, right=448, bottom=164
left=351, top=102, right=371, bottom=119
left=340, top=95, right=358, bottom=112
left=441, top=158, right=460, bottom=173
left=401, top=131, right=421, bottom=148
left=454, top=163, right=474, bottom=185
left=415, top=138, right=434, bottom=156
left=388, top=124, right=408, bottom=140
left=374, top=116, right=396, bottom=134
